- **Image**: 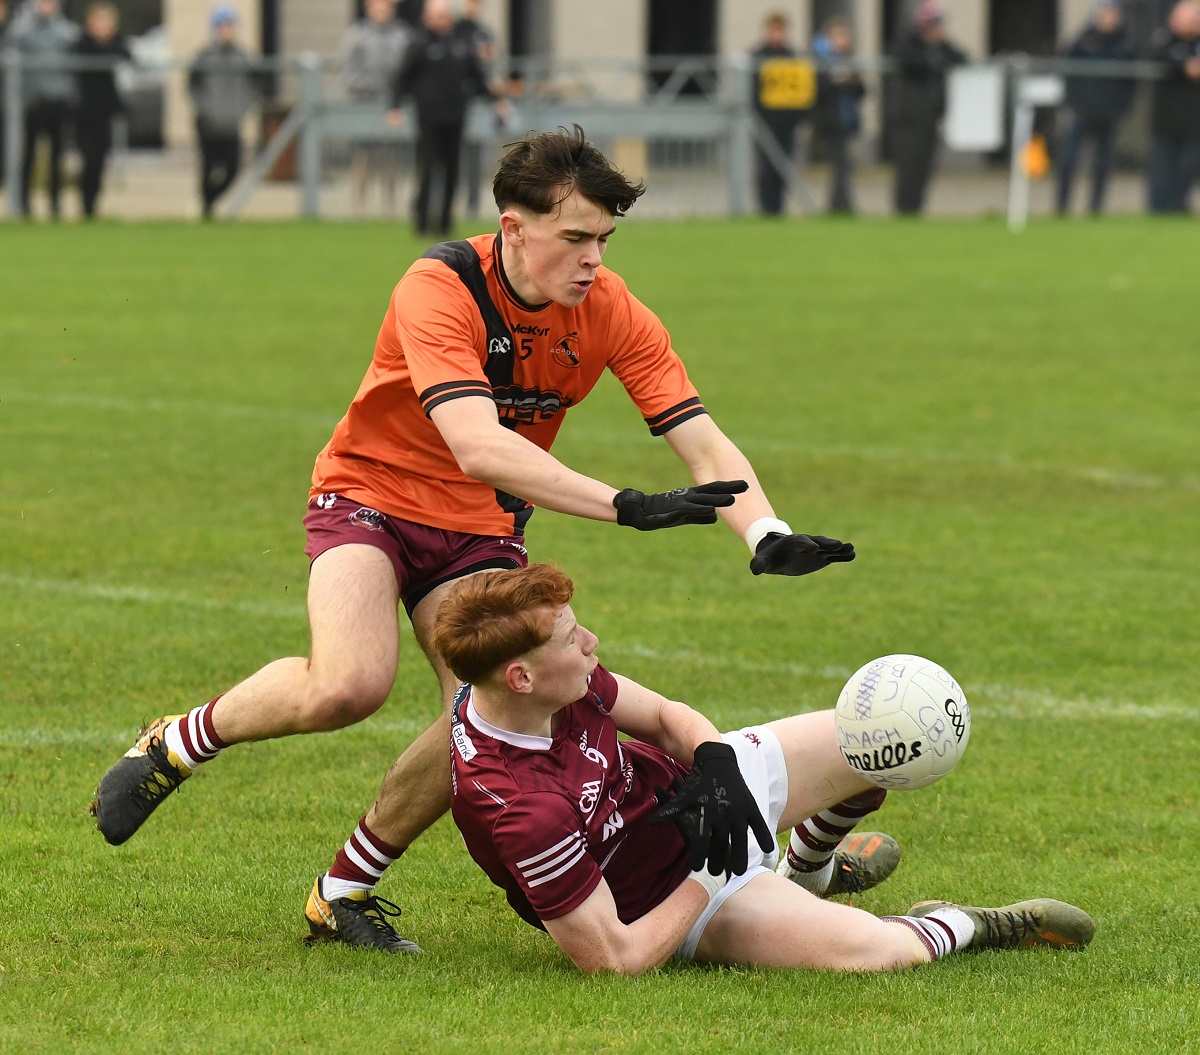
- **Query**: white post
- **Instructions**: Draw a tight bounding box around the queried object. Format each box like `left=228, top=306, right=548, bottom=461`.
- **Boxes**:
left=1007, top=97, right=1034, bottom=233
left=4, top=50, right=22, bottom=219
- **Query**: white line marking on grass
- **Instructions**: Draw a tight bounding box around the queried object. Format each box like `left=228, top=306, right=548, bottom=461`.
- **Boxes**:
left=569, top=431, right=1200, bottom=496
left=7, top=391, right=1198, bottom=494
left=0, top=717, right=435, bottom=750
left=2, top=390, right=339, bottom=430
left=0, top=573, right=305, bottom=621
left=602, top=641, right=1198, bottom=721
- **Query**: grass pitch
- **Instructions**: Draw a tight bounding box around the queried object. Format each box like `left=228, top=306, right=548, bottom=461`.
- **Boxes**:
left=1, top=216, right=1197, bottom=1054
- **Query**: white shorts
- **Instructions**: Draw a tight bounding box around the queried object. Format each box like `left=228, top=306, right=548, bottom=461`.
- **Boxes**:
left=675, top=724, right=789, bottom=961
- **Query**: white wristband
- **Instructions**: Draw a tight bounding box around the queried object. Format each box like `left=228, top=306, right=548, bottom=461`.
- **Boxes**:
left=745, top=516, right=793, bottom=555
left=688, top=867, right=728, bottom=901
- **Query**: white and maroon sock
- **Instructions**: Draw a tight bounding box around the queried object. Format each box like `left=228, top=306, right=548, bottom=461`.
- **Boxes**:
left=163, top=697, right=229, bottom=771
left=882, top=908, right=975, bottom=961
left=783, top=788, right=887, bottom=894
left=323, top=816, right=404, bottom=900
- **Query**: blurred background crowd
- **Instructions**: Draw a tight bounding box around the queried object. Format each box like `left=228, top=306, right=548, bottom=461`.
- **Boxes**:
left=2, top=0, right=1198, bottom=224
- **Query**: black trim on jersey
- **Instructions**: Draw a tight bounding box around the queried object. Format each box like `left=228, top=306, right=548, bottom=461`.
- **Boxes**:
left=420, top=240, right=536, bottom=532
left=421, top=239, right=516, bottom=389
left=419, top=380, right=494, bottom=416
left=644, top=397, right=707, bottom=436
left=493, top=232, right=552, bottom=312
left=404, top=554, right=526, bottom=618
left=450, top=681, right=470, bottom=725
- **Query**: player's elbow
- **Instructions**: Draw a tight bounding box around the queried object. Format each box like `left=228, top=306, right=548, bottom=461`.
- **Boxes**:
left=565, top=939, right=656, bottom=976
left=450, top=442, right=493, bottom=483
left=571, top=953, right=651, bottom=976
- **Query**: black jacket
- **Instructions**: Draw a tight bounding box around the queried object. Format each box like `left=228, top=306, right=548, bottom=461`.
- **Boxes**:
left=1150, top=30, right=1200, bottom=139
left=75, top=35, right=131, bottom=120
left=890, top=27, right=966, bottom=125
left=391, top=26, right=491, bottom=127
left=1063, top=24, right=1136, bottom=121
left=813, top=63, right=864, bottom=136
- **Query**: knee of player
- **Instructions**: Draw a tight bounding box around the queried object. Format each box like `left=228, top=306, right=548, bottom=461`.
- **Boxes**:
left=307, top=673, right=392, bottom=728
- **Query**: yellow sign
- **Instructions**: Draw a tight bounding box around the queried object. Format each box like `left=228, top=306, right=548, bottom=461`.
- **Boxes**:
left=1022, top=133, right=1050, bottom=180
left=758, top=58, right=816, bottom=110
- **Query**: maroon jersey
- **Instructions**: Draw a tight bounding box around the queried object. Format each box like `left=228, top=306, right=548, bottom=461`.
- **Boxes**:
left=450, top=664, right=692, bottom=928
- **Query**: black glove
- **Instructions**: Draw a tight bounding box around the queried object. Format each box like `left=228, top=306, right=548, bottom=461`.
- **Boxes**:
left=749, top=533, right=856, bottom=576
left=650, top=741, right=775, bottom=876
left=614, top=480, right=748, bottom=531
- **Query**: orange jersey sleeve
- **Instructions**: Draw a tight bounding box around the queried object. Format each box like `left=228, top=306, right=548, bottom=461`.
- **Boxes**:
left=597, top=274, right=705, bottom=436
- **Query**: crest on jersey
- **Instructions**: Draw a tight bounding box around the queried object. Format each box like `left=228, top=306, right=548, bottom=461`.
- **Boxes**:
left=349, top=506, right=386, bottom=531
left=551, top=331, right=580, bottom=369
left=489, top=336, right=512, bottom=357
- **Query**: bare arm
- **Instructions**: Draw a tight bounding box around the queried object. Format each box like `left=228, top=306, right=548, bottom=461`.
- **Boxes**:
left=543, top=874, right=710, bottom=975
left=663, top=414, right=776, bottom=545
left=430, top=395, right=620, bottom=521
left=607, top=673, right=721, bottom=767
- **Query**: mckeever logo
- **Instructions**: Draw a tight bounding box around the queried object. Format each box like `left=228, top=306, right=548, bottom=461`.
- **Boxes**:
left=489, top=336, right=512, bottom=357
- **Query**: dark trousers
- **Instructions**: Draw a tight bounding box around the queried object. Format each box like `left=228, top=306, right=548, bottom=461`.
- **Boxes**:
left=463, top=137, right=483, bottom=217
left=1146, top=132, right=1200, bottom=214
left=755, top=115, right=797, bottom=215
left=892, top=118, right=939, bottom=215
left=76, top=113, right=114, bottom=218
left=1055, top=115, right=1119, bottom=215
left=818, top=129, right=855, bottom=213
left=21, top=99, right=70, bottom=216
left=197, top=128, right=241, bottom=217
left=414, top=120, right=463, bottom=235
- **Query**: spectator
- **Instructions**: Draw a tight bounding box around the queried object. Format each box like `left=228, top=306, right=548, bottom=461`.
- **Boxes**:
left=340, top=0, right=409, bottom=216
left=811, top=16, right=864, bottom=215
left=1055, top=1, right=1136, bottom=216
left=188, top=4, right=260, bottom=220
left=750, top=11, right=810, bottom=216
left=0, top=0, right=10, bottom=188
left=889, top=0, right=966, bottom=216
left=73, top=1, right=129, bottom=219
left=13, top=0, right=79, bottom=219
left=455, top=0, right=496, bottom=218
left=390, top=0, right=504, bottom=237
left=1147, top=0, right=1200, bottom=213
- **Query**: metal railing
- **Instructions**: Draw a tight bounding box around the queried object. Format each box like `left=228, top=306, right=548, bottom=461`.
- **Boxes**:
left=0, top=49, right=1178, bottom=223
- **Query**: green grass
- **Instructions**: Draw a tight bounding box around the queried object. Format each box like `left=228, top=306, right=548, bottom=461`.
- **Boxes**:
left=1, top=217, right=1197, bottom=1054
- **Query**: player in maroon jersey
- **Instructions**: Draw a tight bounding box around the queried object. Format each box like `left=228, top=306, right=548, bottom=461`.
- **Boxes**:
left=435, top=564, right=1095, bottom=974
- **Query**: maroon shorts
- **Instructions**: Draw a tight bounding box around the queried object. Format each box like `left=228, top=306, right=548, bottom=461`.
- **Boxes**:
left=303, top=493, right=529, bottom=617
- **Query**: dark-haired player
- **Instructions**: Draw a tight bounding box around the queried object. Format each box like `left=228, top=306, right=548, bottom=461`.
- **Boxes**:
left=439, top=564, right=1095, bottom=974
left=92, top=125, right=854, bottom=951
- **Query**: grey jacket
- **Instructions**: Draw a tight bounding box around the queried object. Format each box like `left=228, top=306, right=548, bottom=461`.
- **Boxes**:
left=188, top=41, right=258, bottom=136
left=13, top=10, right=80, bottom=106
left=341, top=18, right=410, bottom=102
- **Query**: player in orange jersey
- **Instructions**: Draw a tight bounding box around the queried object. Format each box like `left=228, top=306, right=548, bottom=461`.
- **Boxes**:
left=92, top=126, right=854, bottom=951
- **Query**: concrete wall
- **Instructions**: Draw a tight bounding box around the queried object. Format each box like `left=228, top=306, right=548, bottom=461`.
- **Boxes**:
left=158, top=0, right=1092, bottom=147
left=281, top=0, right=349, bottom=62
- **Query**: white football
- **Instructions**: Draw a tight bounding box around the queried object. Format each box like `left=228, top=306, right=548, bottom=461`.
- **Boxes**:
left=834, top=654, right=971, bottom=790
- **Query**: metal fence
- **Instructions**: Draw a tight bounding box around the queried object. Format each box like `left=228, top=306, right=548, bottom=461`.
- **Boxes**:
left=0, top=49, right=1181, bottom=224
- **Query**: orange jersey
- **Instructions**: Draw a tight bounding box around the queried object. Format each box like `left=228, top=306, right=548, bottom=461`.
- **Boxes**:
left=310, top=233, right=705, bottom=536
